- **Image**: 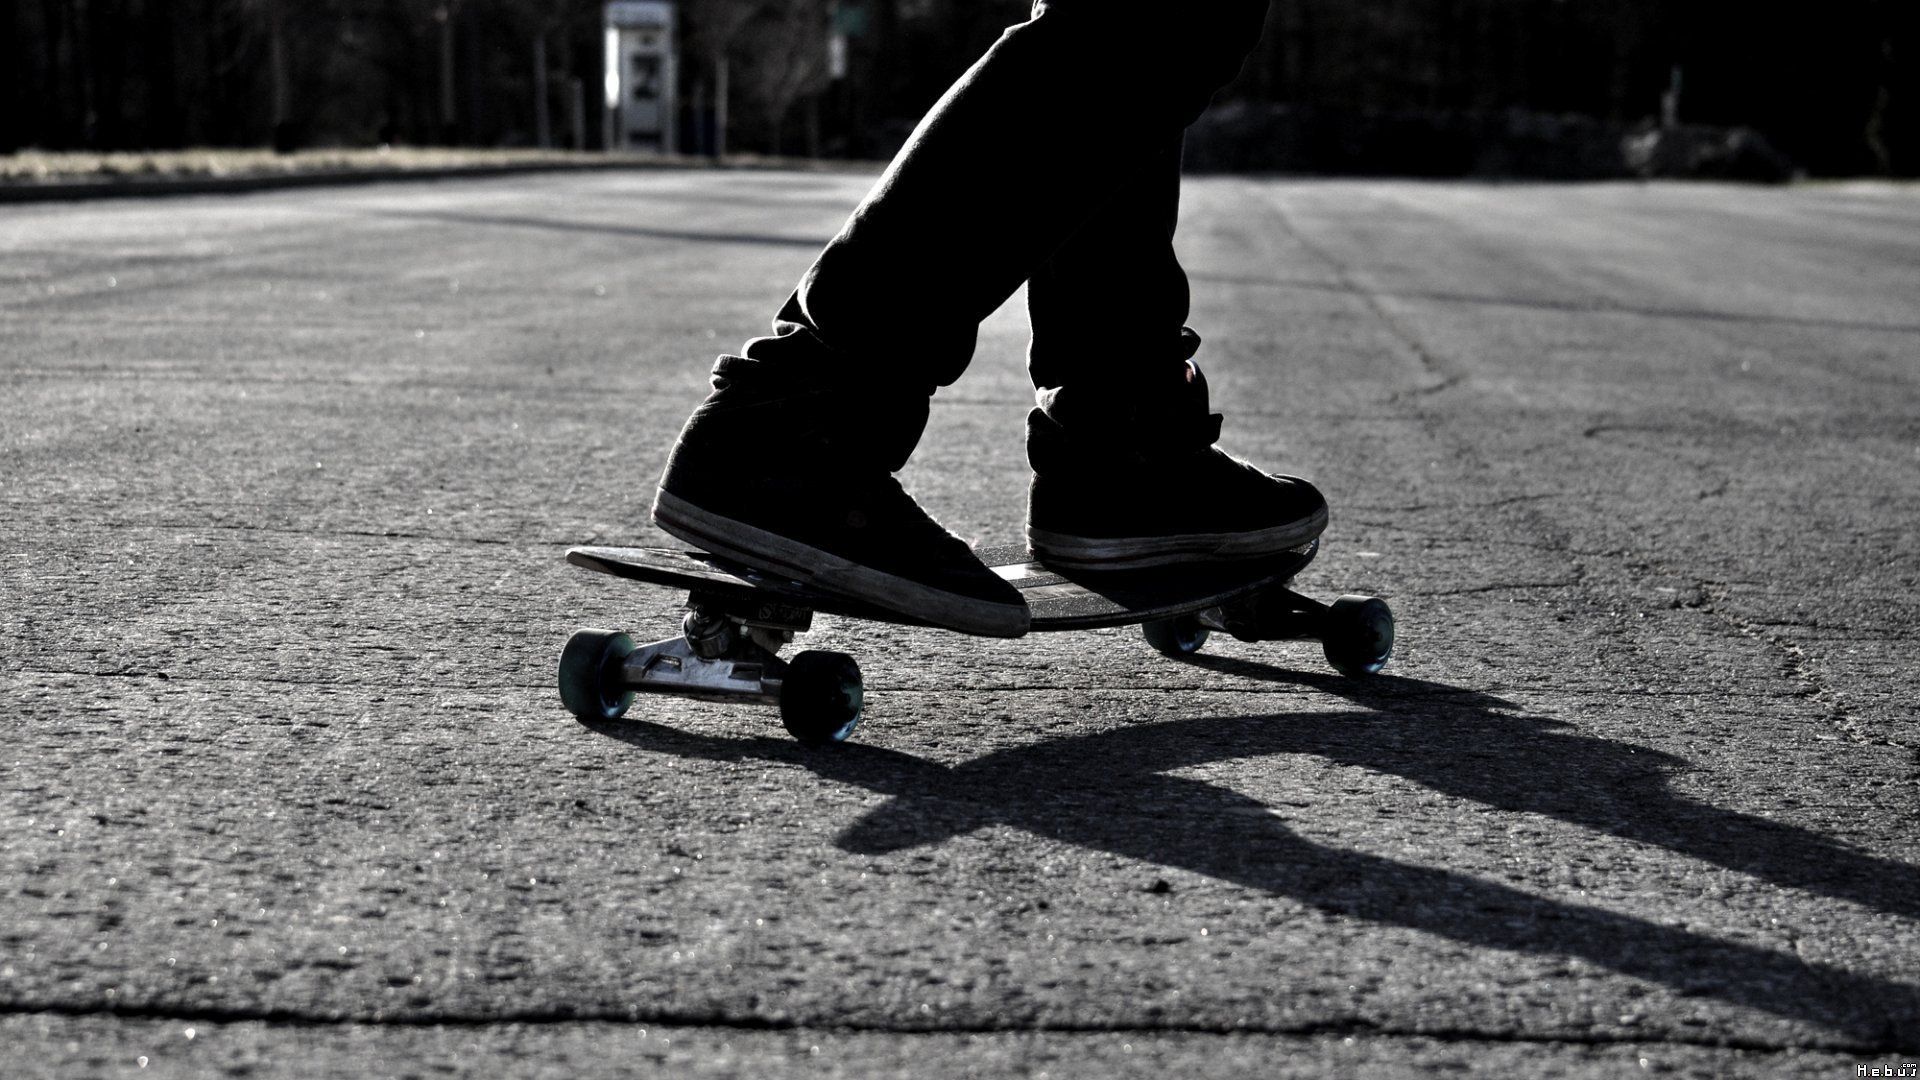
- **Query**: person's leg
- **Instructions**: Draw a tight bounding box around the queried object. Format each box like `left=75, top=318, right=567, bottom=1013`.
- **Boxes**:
left=1021, top=135, right=1326, bottom=569
left=656, top=0, right=1275, bottom=633
left=1029, top=135, right=1190, bottom=399
left=741, top=0, right=1274, bottom=392
left=1025, top=136, right=1191, bottom=429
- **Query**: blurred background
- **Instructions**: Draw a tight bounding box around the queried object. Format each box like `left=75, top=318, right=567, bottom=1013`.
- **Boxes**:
left=4, top=0, right=1915, bottom=180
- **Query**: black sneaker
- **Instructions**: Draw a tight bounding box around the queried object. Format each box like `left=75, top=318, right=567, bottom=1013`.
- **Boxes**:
left=653, top=358, right=1030, bottom=637
left=1024, top=364, right=1327, bottom=571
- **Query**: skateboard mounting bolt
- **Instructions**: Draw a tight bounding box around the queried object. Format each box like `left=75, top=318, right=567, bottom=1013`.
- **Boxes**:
left=682, top=608, right=737, bottom=659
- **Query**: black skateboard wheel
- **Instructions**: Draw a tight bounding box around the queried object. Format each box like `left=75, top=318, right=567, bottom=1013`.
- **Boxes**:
left=779, top=650, right=864, bottom=746
left=1142, top=614, right=1211, bottom=656
left=1321, top=596, right=1394, bottom=677
left=558, top=628, right=637, bottom=721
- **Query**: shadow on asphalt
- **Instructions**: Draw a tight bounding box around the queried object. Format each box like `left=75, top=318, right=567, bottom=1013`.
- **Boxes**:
left=364, top=207, right=833, bottom=250
left=1189, top=272, right=1920, bottom=336
left=583, top=668, right=1919, bottom=1045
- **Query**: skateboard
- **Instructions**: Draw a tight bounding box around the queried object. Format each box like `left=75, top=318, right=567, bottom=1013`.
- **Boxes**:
left=556, top=539, right=1395, bottom=746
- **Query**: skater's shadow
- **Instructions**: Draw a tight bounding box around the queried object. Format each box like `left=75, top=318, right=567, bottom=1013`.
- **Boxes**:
left=582, top=667, right=1919, bottom=1044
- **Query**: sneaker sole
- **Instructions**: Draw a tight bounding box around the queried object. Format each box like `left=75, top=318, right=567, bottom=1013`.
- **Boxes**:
left=653, top=489, right=1030, bottom=638
left=1027, top=505, right=1329, bottom=572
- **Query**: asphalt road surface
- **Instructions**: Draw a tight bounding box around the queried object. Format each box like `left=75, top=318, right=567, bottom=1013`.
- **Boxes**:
left=3, top=170, right=1917, bottom=1078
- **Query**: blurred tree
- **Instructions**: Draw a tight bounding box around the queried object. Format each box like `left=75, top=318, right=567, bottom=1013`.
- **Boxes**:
left=0, top=0, right=1912, bottom=175
left=681, top=0, right=768, bottom=156
left=738, top=0, right=831, bottom=154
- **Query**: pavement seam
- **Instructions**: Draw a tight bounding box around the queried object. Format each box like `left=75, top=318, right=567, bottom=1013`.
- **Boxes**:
left=48, top=523, right=526, bottom=546
left=11, top=667, right=1801, bottom=702
left=11, top=664, right=1812, bottom=702
left=0, top=1002, right=1893, bottom=1055
left=0, top=367, right=654, bottom=399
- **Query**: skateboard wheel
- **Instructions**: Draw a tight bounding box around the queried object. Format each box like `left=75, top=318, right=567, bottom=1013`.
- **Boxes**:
left=1143, top=614, right=1210, bottom=657
left=558, top=628, right=637, bottom=721
left=779, top=650, right=863, bottom=746
left=1322, top=596, right=1394, bottom=677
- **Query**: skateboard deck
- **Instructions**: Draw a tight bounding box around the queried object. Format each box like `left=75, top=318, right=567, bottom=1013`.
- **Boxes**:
left=564, top=540, right=1321, bottom=633
left=559, top=538, right=1392, bottom=747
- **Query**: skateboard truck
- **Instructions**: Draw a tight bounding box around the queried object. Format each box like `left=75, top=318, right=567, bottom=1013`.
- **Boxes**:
left=559, top=591, right=863, bottom=745
left=1144, top=587, right=1395, bottom=678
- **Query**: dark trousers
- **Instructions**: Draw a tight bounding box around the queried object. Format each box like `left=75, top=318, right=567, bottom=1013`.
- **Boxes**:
left=738, top=0, right=1273, bottom=455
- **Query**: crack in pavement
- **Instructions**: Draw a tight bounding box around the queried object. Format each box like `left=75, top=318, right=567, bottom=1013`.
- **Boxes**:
left=1275, top=233, right=1893, bottom=753
left=1251, top=187, right=1468, bottom=405
left=1696, top=585, right=1906, bottom=752
left=1421, top=578, right=1584, bottom=596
